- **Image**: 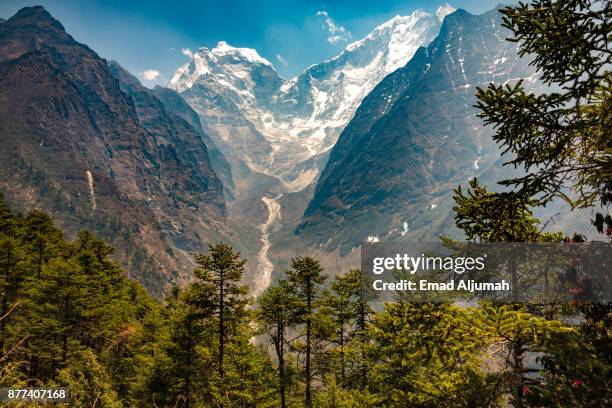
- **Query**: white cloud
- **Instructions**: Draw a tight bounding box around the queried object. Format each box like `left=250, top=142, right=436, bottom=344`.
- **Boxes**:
left=316, top=10, right=352, bottom=45
left=140, top=69, right=160, bottom=81
left=181, top=48, right=194, bottom=58
left=436, top=3, right=456, bottom=22
left=276, top=54, right=288, bottom=67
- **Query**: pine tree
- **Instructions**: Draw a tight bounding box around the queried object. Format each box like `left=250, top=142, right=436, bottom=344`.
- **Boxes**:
left=102, top=283, right=161, bottom=405
left=22, top=211, right=64, bottom=277
left=472, top=303, right=576, bottom=408
left=0, top=230, right=24, bottom=355
left=466, top=2, right=611, bottom=405
left=323, top=269, right=366, bottom=384
left=365, top=302, right=500, bottom=407
left=475, top=0, right=611, bottom=233
left=351, top=269, right=376, bottom=390
left=286, top=256, right=326, bottom=408
left=452, top=179, right=566, bottom=404
left=216, top=327, right=278, bottom=407
left=453, top=179, right=544, bottom=243
left=0, top=196, right=13, bottom=234
left=314, top=377, right=383, bottom=408
left=57, top=349, right=122, bottom=408
left=168, top=286, right=214, bottom=407
left=193, top=242, right=249, bottom=403
left=257, top=279, right=298, bottom=408
left=535, top=302, right=611, bottom=407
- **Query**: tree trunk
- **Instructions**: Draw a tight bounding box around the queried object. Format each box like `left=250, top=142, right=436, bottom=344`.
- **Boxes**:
left=512, top=340, right=524, bottom=408
left=305, top=279, right=312, bottom=408
left=358, top=299, right=366, bottom=390
left=186, top=317, right=193, bottom=408
left=219, top=268, right=225, bottom=379
left=339, top=313, right=345, bottom=382
left=62, top=334, right=67, bottom=363
left=185, top=372, right=191, bottom=408
left=0, top=245, right=12, bottom=351
left=278, top=319, right=286, bottom=408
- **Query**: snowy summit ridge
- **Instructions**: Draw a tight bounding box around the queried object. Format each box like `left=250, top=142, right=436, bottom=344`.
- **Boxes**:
left=169, top=41, right=274, bottom=93
left=170, top=6, right=450, bottom=191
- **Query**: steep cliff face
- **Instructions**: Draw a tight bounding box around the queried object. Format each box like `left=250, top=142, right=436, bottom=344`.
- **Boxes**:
left=108, top=61, right=227, bottom=209
left=150, top=85, right=235, bottom=198
left=298, top=8, right=541, bottom=252
left=0, top=6, right=227, bottom=296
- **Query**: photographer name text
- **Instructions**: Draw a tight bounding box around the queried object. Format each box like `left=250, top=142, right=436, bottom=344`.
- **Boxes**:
left=372, top=279, right=510, bottom=292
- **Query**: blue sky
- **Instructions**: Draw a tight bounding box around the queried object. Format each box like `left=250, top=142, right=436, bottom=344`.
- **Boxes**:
left=0, top=0, right=503, bottom=86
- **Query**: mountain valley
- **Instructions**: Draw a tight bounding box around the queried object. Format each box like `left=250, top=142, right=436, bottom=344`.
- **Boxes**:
left=0, top=3, right=591, bottom=296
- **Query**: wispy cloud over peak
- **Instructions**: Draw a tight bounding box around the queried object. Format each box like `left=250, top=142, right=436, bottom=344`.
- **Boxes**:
left=276, top=54, right=288, bottom=67
left=181, top=48, right=194, bottom=58
left=436, top=3, right=456, bottom=21
left=316, top=10, right=352, bottom=45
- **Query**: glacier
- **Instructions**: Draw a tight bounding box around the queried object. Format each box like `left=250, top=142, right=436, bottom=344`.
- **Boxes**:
left=169, top=8, right=443, bottom=192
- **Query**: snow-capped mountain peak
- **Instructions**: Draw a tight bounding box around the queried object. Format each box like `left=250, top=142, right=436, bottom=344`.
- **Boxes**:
left=354, top=9, right=439, bottom=74
left=211, top=41, right=274, bottom=67
left=169, top=41, right=276, bottom=93
left=170, top=7, right=445, bottom=191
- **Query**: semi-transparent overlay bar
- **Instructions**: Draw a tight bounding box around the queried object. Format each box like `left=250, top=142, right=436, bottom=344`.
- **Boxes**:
left=360, top=242, right=611, bottom=303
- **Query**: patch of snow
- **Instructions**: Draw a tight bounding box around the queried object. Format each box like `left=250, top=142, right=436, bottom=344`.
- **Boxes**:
left=85, top=170, right=96, bottom=211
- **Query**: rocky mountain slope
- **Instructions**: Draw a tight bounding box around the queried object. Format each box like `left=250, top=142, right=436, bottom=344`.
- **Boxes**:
left=150, top=85, right=235, bottom=198
left=297, top=7, right=544, bottom=252
left=170, top=8, right=447, bottom=193
left=0, top=6, right=228, bottom=296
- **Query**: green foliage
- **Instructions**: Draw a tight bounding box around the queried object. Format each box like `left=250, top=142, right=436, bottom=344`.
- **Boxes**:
left=285, top=256, right=327, bottom=408
left=193, top=241, right=250, bottom=397
left=453, top=178, right=545, bottom=242
left=313, top=377, right=383, bottom=408
left=1, top=2, right=609, bottom=406
left=473, top=303, right=574, bottom=346
left=0, top=198, right=277, bottom=407
left=463, top=2, right=611, bottom=405
left=57, top=349, right=122, bottom=408
left=213, top=329, right=277, bottom=407
left=364, top=302, right=502, bottom=407
left=1, top=186, right=609, bottom=407
left=475, top=0, right=611, bottom=230
left=321, top=269, right=374, bottom=387
left=257, top=279, right=299, bottom=408
left=533, top=303, right=612, bottom=407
